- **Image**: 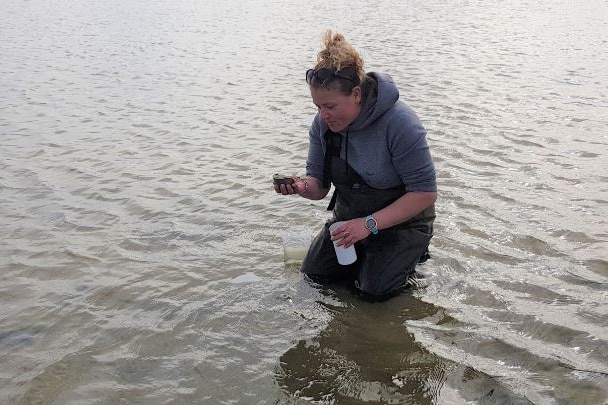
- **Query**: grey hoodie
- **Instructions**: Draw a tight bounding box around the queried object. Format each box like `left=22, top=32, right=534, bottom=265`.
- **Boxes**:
left=305, top=72, right=437, bottom=193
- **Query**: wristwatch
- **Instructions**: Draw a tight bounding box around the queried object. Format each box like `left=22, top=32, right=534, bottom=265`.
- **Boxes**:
left=365, top=214, right=379, bottom=235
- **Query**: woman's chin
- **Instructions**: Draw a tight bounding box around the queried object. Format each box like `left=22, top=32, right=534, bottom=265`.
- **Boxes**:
left=328, top=122, right=345, bottom=132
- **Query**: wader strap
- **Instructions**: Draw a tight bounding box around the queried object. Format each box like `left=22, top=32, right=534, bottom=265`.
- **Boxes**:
left=327, top=189, right=338, bottom=211
left=322, top=130, right=341, bottom=189
left=323, top=130, right=342, bottom=210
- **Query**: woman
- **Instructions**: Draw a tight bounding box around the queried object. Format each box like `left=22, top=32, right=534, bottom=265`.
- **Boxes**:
left=275, top=31, right=436, bottom=301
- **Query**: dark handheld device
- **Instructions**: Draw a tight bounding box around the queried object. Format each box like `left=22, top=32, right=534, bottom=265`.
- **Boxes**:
left=273, top=174, right=295, bottom=185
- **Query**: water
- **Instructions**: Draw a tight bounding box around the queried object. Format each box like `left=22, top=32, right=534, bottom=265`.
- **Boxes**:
left=1, top=0, right=607, bottom=403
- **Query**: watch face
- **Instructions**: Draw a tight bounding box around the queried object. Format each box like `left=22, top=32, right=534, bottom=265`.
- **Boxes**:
left=366, top=218, right=376, bottom=229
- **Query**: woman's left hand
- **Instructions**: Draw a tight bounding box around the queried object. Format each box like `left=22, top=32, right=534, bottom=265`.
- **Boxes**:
left=330, top=217, right=370, bottom=248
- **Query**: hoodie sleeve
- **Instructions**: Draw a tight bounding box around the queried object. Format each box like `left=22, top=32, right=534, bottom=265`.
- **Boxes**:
left=387, top=104, right=437, bottom=193
left=305, top=114, right=325, bottom=181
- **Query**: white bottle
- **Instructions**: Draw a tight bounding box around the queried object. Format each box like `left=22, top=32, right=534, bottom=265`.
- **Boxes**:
left=328, top=221, right=357, bottom=265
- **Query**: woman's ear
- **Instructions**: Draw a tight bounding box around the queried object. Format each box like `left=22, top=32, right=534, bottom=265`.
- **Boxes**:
left=353, top=86, right=362, bottom=104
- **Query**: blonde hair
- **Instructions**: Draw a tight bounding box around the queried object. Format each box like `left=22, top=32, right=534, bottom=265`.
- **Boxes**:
left=315, top=30, right=366, bottom=86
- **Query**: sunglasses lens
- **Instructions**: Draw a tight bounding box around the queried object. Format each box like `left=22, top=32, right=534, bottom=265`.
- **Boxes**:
left=316, top=69, right=333, bottom=84
left=306, top=69, right=331, bottom=85
left=305, top=69, right=315, bottom=84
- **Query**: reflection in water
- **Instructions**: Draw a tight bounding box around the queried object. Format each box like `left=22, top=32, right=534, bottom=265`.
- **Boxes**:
left=276, top=283, right=533, bottom=404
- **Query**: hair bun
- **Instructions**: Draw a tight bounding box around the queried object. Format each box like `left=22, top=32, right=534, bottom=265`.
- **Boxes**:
left=316, top=30, right=365, bottom=83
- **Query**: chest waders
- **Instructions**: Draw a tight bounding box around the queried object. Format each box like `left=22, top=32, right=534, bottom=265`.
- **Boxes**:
left=301, top=132, right=435, bottom=300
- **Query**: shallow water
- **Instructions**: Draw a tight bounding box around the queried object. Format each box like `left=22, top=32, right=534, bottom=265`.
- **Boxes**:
left=1, top=0, right=607, bottom=404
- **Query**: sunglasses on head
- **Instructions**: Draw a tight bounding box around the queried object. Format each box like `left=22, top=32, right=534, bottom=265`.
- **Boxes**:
left=306, top=68, right=357, bottom=86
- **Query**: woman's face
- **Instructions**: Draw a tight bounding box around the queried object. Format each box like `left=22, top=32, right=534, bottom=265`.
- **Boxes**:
left=310, top=86, right=361, bottom=133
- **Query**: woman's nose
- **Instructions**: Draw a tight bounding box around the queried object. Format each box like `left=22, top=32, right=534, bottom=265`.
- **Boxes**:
left=320, top=109, right=331, bottom=121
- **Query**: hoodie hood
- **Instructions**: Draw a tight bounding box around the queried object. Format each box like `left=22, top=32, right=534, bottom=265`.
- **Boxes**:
left=348, top=72, right=400, bottom=132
